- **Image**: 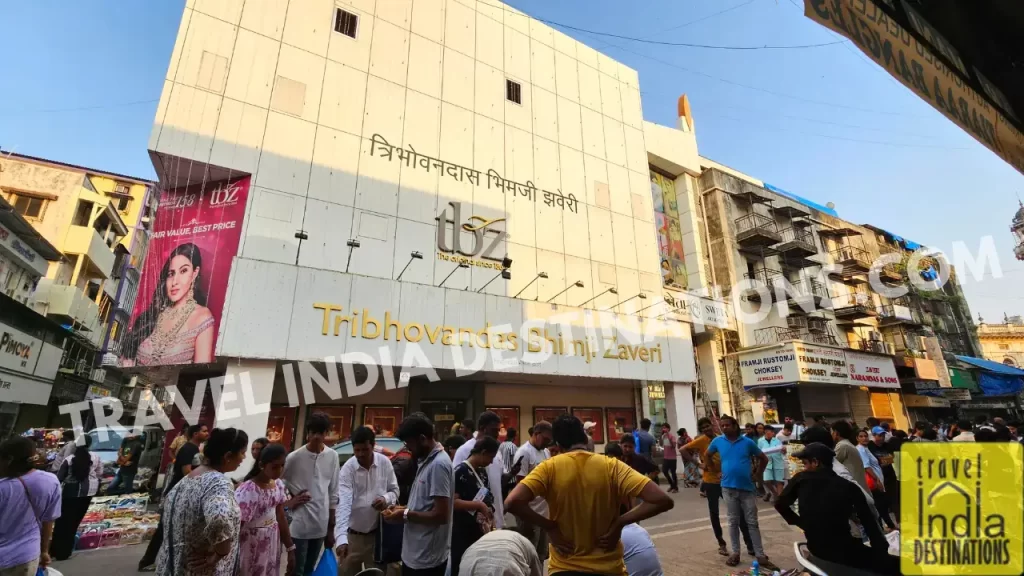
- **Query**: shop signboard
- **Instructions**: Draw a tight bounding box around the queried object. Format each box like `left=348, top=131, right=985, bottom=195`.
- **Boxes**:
left=904, top=394, right=951, bottom=408
left=663, top=288, right=736, bottom=331
left=650, top=171, right=687, bottom=288
left=846, top=351, right=900, bottom=389
left=0, top=322, right=42, bottom=375
left=0, top=371, right=52, bottom=405
left=120, top=176, right=250, bottom=367
left=0, top=222, right=47, bottom=276
left=738, top=344, right=801, bottom=388
left=793, top=342, right=850, bottom=385
left=739, top=342, right=900, bottom=390
left=940, top=389, right=972, bottom=402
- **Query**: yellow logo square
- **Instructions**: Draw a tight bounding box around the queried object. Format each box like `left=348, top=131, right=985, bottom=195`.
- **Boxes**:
left=901, top=442, right=1024, bottom=575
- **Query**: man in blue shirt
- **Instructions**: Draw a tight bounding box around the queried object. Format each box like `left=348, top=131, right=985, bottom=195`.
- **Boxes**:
left=705, top=415, right=775, bottom=571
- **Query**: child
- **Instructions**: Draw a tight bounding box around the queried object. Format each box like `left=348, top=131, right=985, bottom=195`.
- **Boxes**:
left=236, top=444, right=297, bottom=576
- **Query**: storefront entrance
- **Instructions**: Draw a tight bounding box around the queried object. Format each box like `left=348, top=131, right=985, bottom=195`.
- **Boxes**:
left=420, top=399, right=467, bottom=442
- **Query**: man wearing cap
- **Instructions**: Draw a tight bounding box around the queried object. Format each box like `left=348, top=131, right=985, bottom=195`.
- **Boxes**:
left=774, top=443, right=900, bottom=575
left=583, top=421, right=596, bottom=452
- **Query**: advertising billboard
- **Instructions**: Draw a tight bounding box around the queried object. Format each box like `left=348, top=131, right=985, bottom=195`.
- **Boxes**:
left=120, top=176, right=250, bottom=367
left=650, top=170, right=686, bottom=288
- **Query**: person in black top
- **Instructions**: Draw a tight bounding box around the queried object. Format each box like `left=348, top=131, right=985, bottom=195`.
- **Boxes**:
left=106, top=432, right=145, bottom=495
left=137, top=423, right=208, bottom=571
left=451, top=436, right=498, bottom=576
left=619, top=439, right=657, bottom=477
left=775, top=443, right=900, bottom=575
left=866, top=426, right=901, bottom=518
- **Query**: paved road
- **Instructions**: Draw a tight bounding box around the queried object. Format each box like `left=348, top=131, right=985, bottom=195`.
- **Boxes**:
left=52, top=487, right=802, bottom=575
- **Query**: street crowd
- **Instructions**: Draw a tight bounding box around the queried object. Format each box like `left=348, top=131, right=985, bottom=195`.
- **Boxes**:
left=0, top=411, right=1020, bottom=575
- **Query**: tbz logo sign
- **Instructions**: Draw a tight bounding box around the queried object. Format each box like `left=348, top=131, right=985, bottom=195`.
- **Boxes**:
left=435, top=202, right=506, bottom=262
left=209, top=181, right=243, bottom=207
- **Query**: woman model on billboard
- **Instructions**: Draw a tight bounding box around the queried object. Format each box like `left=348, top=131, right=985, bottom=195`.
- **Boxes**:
left=122, top=243, right=215, bottom=366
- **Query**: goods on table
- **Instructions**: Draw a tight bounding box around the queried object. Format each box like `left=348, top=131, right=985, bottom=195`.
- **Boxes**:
left=75, top=494, right=159, bottom=551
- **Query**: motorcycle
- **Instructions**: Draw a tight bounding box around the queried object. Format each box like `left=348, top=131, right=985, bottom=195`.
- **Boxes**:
left=793, top=542, right=894, bottom=576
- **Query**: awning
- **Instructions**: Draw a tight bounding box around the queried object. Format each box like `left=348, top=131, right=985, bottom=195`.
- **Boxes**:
left=955, top=355, right=1024, bottom=396
left=955, top=355, right=1024, bottom=376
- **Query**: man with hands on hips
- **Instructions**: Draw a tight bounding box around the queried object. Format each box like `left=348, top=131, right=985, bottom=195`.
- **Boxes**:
left=335, top=426, right=400, bottom=576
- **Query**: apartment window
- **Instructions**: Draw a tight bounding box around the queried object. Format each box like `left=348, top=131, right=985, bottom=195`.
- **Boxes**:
left=335, top=8, right=359, bottom=38
left=72, top=200, right=94, bottom=226
left=506, top=79, right=522, bottom=104
left=115, top=196, right=131, bottom=213
left=9, top=193, right=46, bottom=219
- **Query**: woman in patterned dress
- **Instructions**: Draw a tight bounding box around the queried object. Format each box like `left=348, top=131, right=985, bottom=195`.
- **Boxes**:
left=156, top=428, right=248, bottom=576
left=121, top=243, right=215, bottom=367
left=235, top=444, right=296, bottom=576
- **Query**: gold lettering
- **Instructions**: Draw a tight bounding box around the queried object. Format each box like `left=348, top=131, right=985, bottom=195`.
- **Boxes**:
left=528, top=328, right=543, bottom=352
left=313, top=302, right=341, bottom=335
left=426, top=325, right=443, bottom=344
left=384, top=311, right=402, bottom=341
left=507, top=333, right=519, bottom=351
left=361, top=309, right=380, bottom=339
left=545, top=330, right=558, bottom=355
left=404, top=323, right=424, bottom=342
left=459, top=327, right=475, bottom=346
left=572, top=340, right=586, bottom=357
left=442, top=327, right=455, bottom=345
left=603, top=346, right=617, bottom=359
left=334, top=314, right=351, bottom=337
left=618, top=345, right=629, bottom=360
left=639, top=348, right=650, bottom=362
left=351, top=309, right=359, bottom=337
left=477, top=324, right=492, bottom=349
left=652, top=344, right=662, bottom=363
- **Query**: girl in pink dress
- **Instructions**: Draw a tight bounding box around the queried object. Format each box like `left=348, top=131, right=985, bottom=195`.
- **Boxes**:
left=235, top=444, right=296, bottom=576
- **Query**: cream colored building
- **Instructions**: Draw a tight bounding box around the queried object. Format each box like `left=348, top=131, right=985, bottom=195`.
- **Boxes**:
left=0, top=153, right=153, bottom=351
left=977, top=317, right=1024, bottom=367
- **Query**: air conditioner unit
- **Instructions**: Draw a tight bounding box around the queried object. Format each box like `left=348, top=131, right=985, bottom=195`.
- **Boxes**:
left=869, top=331, right=882, bottom=342
left=807, top=317, right=827, bottom=333
left=885, top=343, right=897, bottom=355
left=787, top=316, right=808, bottom=330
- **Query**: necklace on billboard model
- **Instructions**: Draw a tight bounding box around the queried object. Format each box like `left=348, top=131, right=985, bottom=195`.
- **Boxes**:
left=150, top=283, right=198, bottom=360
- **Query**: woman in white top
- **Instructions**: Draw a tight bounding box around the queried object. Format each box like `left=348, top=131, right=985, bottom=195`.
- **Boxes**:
left=52, top=435, right=103, bottom=560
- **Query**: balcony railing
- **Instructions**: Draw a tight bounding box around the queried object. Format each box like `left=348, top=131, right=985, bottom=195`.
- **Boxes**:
left=831, top=245, right=872, bottom=274
left=832, top=293, right=878, bottom=319
left=878, top=302, right=921, bottom=325
left=754, top=326, right=839, bottom=346
left=776, top=227, right=817, bottom=257
left=735, top=213, right=782, bottom=246
left=743, top=267, right=783, bottom=302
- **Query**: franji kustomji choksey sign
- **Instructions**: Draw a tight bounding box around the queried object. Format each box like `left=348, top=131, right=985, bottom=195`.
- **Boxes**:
left=739, top=342, right=900, bottom=389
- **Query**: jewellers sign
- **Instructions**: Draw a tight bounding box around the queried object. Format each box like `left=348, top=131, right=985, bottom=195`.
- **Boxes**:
left=662, top=288, right=736, bottom=331
left=739, top=342, right=899, bottom=389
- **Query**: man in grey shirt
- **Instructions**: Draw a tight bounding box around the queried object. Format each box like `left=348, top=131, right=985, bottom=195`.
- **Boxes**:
left=284, top=412, right=340, bottom=575
left=383, top=413, right=453, bottom=576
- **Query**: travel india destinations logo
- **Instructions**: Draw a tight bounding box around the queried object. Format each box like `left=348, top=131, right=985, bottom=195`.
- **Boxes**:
left=900, top=443, right=1023, bottom=575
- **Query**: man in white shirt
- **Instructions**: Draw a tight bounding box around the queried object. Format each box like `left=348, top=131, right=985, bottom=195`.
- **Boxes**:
left=335, top=427, right=400, bottom=576
left=284, top=412, right=340, bottom=576
left=452, top=411, right=506, bottom=529
left=511, top=421, right=552, bottom=562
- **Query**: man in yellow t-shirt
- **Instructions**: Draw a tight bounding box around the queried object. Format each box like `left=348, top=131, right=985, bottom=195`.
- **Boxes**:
left=681, top=417, right=754, bottom=557
left=505, top=414, right=674, bottom=575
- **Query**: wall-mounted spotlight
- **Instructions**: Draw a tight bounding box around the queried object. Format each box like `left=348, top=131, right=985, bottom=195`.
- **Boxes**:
left=513, top=272, right=548, bottom=298
left=344, top=239, right=361, bottom=273
left=577, top=287, right=618, bottom=308
left=439, top=262, right=470, bottom=287
left=545, top=280, right=585, bottom=303
left=605, top=292, right=647, bottom=311
left=636, top=299, right=665, bottom=315
left=477, top=269, right=512, bottom=292
left=396, top=251, right=423, bottom=281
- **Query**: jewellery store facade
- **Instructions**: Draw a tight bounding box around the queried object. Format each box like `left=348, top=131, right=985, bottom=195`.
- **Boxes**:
left=133, top=0, right=703, bottom=475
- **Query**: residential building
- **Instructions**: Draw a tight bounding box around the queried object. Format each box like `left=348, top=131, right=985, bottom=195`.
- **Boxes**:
left=0, top=152, right=155, bottom=417
left=0, top=193, right=66, bottom=437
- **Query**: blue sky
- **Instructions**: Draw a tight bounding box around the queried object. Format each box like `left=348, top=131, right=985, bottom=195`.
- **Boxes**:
left=1, top=0, right=1021, bottom=322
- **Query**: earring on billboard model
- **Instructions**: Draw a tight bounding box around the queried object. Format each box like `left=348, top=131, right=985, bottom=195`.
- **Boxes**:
left=186, top=280, right=195, bottom=304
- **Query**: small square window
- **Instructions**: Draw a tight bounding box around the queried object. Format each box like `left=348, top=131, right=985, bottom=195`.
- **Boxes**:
left=506, top=79, right=522, bottom=104
left=12, top=195, right=45, bottom=219
left=335, top=8, right=359, bottom=39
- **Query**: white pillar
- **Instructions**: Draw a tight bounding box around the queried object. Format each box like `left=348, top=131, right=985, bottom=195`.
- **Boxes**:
left=214, top=359, right=277, bottom=481
left=666, top=382, right=697, bottom=438
left=639, top=381, right=653, bottom=422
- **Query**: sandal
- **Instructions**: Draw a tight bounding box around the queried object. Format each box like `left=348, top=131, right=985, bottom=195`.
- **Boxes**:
left=726, top=554, right=740, bottom=567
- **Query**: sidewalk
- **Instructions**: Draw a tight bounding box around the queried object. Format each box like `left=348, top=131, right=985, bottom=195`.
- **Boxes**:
left=52, top=487, right=803, bottom=575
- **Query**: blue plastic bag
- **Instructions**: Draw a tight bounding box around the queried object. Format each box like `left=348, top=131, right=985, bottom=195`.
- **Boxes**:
left=311, top=547, right=338, bottom=576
